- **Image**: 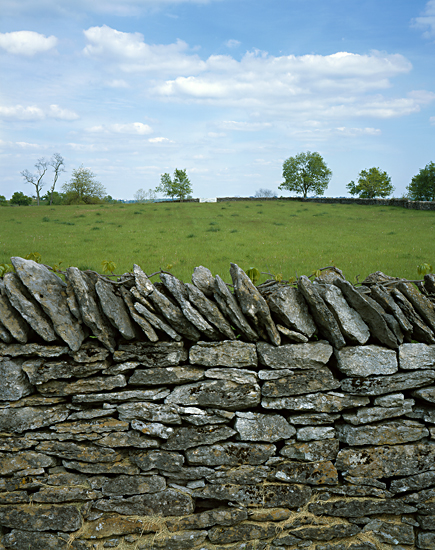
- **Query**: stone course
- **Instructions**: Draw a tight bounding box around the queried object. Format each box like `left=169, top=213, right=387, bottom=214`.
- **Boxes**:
left=1, top=258, right=435, bottom=549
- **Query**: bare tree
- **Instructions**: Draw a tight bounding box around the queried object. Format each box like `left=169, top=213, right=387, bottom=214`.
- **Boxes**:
left=21, top=158, right=48, bottom=205
left=254, top=188, right=278, bottom=198
left=48, top=153, right=65, bottom=205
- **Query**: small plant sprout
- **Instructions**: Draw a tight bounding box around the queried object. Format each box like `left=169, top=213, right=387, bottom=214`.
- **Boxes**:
left=101, top=260, right=116, bottom=275
left=0, top=263, right=13, bottom=277
left=24, top=252, right=42, bottom=263
left=246, top=267, right=261, bottom=285
left=417, top=263, right=433, bottom=276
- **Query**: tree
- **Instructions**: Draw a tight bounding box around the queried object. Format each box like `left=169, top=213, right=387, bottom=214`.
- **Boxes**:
left=0, top=195, right=7, bottom=206
left=347, top=167, right=394, bottom=199
left=254, top=188, right=278, bottom=198
left=279, top=151, right=332, bottom=198
left=10, top=191, right=32, bottom=206
left=62, top=165, right=106, bottom=204
left=406, top=162, right=435, bottom=201
left=155, top=169, right=192, bottom=201
left=48, top=153, right=65, bottom=206
left=134, top=188, right=157, bottom=203
left=21, top=157, right=48, bottom=205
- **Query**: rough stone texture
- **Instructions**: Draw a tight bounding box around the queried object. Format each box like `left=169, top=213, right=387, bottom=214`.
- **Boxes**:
left=0, top=358, right=34, bottom=401
left=257, top=341, right=333, bottom=369
left=399, top=342, right=435, bottom=369
left=362, top=520, right=415, bottom=546
left=0, top=504, right=82, bottom=531
left=261, top=367, right=340, bottom=397
left=274, top=460, right=338, bottom=485
left=308, top=498, right=417, bottom=517
left=0, top=405, right=69, bottom=432
left=185, top=442, right=276, bottom=465
left=398, top=281, right=435, bottom=332
left=22, top=358, right=107, bottom=385
left=133, top=300, right=181, bottom=341
left=95, top=278, right=137, bottom=340
left=205, top=465, right=269, bottom=485
left=0, top=293, right=30, bottom=344
left=129, top=367, right=204, bottom=386
left=0, top=451, right=57, bottom=475
left=234, top=412, right=296, bottom=442
left=340, top=370, right=435, bottom=395
left=417, top=531, right=435, bottom=550
left=162, top=425, right=237, bottom=450
left=298, top=276, right=346, bottom=349
left=3, top=272, right=57, bottom=342
left=117, top=402, right=182, bottom=424
left=120, top=286, right=159, bottom=341
left=113, top=341, right=187, bottom=366
left=336, top=419, right=429, bottom=445
left=297, top=426, right=335, bottom=441
left=316, top=283, right=370, bottom=344
left=335, top=345, right=398, bottom=376
left=413, top=385, right=435, bottom=403
left=370, top=284, right=413, bottom=335
left=37, top=374, right=127, bottom=396
left=0, top=318, right=13, bottom=343
left=276, top=324, right=309, bottom=342
left=192, top=265, right=215, bottom=297
left=390, top=470, right=435, bottom=494
left=342, top=400, right=414, bottom=425
left=260, top=285, right=317, bottom=338
left=71, top=388, right=170, bottom=403
left=189, top=340, right=257, bottom=368
left=263, top=392, right=370, bottom=412
left=391, top=288, right=435, bottom=344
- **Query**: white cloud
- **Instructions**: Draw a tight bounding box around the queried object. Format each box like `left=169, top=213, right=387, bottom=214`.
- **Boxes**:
left=225, top=39, right=240, bottom=48
left=335, top=127, right=381, bottom=136
left=148, top=137, right=174, bottom=143
left=48, top=105, right=79, bottom=120
left=412, top=0, right=435, bottom=39
left=0, top=104, right=78, bottom=121
left=87, top=122, right=153, bottom=134
left=219, top=121, right=272, bottom=131
left=0, top=30, right=57, bottom=56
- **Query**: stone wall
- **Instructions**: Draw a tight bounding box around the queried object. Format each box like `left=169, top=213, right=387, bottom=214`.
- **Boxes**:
left=1, top=258, right=435, bottom=550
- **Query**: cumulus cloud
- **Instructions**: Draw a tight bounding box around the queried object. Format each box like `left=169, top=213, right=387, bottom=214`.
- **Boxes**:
left=0, top=104, right=78, bottom=120
left=412, top=0, right=435, bottom=39
left=0, top=30, right=57, bottom=56
left=87, top=122, right=153, bottom=134
left=225, top=39, right=240, bottom=48
left=148, top=137, right=174, bottom=143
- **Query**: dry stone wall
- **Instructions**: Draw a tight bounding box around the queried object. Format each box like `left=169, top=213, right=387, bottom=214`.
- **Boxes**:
left=1, top=257, right=435, bottom=550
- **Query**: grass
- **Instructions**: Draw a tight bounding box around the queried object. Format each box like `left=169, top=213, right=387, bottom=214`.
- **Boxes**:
left=0, top=200, right=434, bottom=284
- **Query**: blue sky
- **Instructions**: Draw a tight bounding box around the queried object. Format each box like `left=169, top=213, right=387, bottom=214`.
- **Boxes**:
left=1, top=0, right=434, bottom=200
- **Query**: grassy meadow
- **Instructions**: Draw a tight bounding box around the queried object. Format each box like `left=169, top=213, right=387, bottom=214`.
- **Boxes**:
left=0, top=199, right=434, bottom=285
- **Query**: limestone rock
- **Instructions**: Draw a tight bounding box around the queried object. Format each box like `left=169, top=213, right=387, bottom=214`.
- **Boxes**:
left=78, top=513, right=155, bottom=539
left=205, top=465, right=269, bottom=485
left=179, top=407, right=235, bottom=426
left=316, top=283, right=370, bottom=344
left=297, top=426, right=335, bottom=441
left=192, top=265, right=215, bottom=296
left=260, top=285, right=317, bottom=338
left=398, top=281, right=435, bottom=332
left=129, top=367, right=204, bottom=386
left=0, top=293, right=30, bottom=343
left=336, top=420, right=429, bottom=445
left=362, top=271, right=400, bottom=286
left=308, top=497, right=416, bottom=517
left=417, top=531, right=435, bottom=549
left=0, top=318, right=13, bottom=343
left=0, top=451, right=56, bottom=475
left=335, top=345, right=398, bottom=377
left=234, top=412, right=296, bottom=442
left=3, top=272, right=57, bottom=342
left=0, top=503, right=82, bottom=531
left=35, top=440, right=123, bottom=462
left=0, top=405, right=69, bottom=432
left=32, top=486, right=99, bottom=503
left=391, top=288, right=435, bottom=344
left=399, top=342, right=435, bottom=369
left=362, top=519, right=415, bottom=546
left=262, top=392, right=370, bottom=412
left=230, top=263, right=280, bottom=345
left=280, top=439, right=339, bottom=462
left=342, top=400, right=414, bottom=425
left=374, top=392, right=405, bottom=407
left=334, top=277, right=398, bottom=348
left=208, top=522, right=279, bottom=544
left=205, top=368, right=257, bottom=385
left=51, top=417, right=129, bottom=434
left=165, top=379, right=261, bottom=410
left=275, top=460, right=338, bottom=485
left=69, top=342, right=109, bottom=363
left=257, top=341, right=333, bottom=369
left=166, top=507, right=248, bottom=531
left=162, top=425, right=236, bottom=450
left=113, top=341, right=187, bottom=366
left=117, top=402, right=182, bottom=424
left=133, top=301, right=181, bottom=341
left=22, top=358, right=107, bottom=385
left=213, top=274, right=259, bottom=342
left=130, top=450, right=184, bottom=471
left=341, top=370, right=435, bottom=395
left=390, top=470, right=435, bottom=494
left=298, top=276, right=346, bottom=349
left=3, top=530, right=91, bottom=549
left=189, top=340, right=257, bottom=368
left=0, top=343, right=68, bottom=358
left=370, top=284, right=413, bottom=335
left=0, top=357, right=33, bottom=401
left=72, top=388, right=170, bottom=403
left=11, top=257, right=86, bottom=351
left=413, top=385, right=435, bottom=403
left=96, top=431, right=160, bottom=449
left=276, top=324, right=309, bottom=342
left=287, top=413, right=340, bottom=425
left=137, top=530, right=208, bottom=549
left=185, top=442, right=276, bottom=465
left=62, top=458, right=140, bottom=475
left=120, top=286, right=159, bottom=341
left=101, top=474, right=166, bottom=496
left=261, top=367, right=340, bottom=397
left=95, top=278, right=137, bottom=339
left=37, top=374, right=127, bottom=396
left=289, top=523, right=361, bottom=541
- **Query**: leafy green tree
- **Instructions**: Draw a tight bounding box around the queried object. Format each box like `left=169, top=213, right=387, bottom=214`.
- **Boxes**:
left=347, top=167, right=394, bottom=198
left=155, top=169, right=192, bottom=201
left=62, top=165, right=106, bottom=204
left=406, top=162, right=435, bottom=201
left=279, top=151, right=332, bottom=198
left=42, top=191, right=65, bottom=205
left=10, top=191, right=32, bottom=206
left=0, top=195, right=7, bottom=206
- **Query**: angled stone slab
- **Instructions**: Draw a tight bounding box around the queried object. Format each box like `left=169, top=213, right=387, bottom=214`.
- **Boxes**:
left=316, top=283, right=370, bottom=345
left=341, top=370, right=435, bottom=395
left=0, top=357, right=33, bottom=401
left=260, top=285, right=317, bottom=338
left=274, top=460, right=338, bottom=485
left=0, top=451, right=57, bottom=475
left=192, top=265, right=215, bottom=297
left=398, top=280, right=435, bottom=332
left=262, top=391, right=370, bottom=412
left=72, top=388, right=170, bottom=404
left=336, top=420, right=429, bottom=446
left=101, top=474, right=166, bottom=496
left=0, top=405, right=69, bottom=432
left=113, top=341, right=187, bottom=366
left=334, top=277, right=398, bottom=348
left=120, top=286, right=159, bottom=342
left=35, top=440, right=123, bottom=462
left=189, top=340, right=257, bottom=368
left=413, top=385, right=435, bottom=403
left=11, top=257, right=86, bottom=351
left=298, top=276, right=346, bottom=349
left=230, top=263, right=280, bottom=346
left=234, top=412, right=296, bottom=442
left=133, top=301, right=181, bottom=341
left=186, top=282, right=236, bottom=339
left=276, top=324, right=309, bottom=342
left=166, top=507, right=248, bottom=532
left=179, top=407, right=234, bottom=426
left=391, top=288, right=435, bottom=344
left=95, top=278, right=137, bottom=340
left=287, top=412, right=340, bottom=425
left=0, top=342, right=69, bottom=358
left=257, top=340, right=333, bottom=369
left=362, top=520, right=415, bottom=547
left=0, top=318, right=13, bottom=343
left=342, top=399, right=414, bottom=425
left=162, top=425, right=236, bottom=450
left=399, top=342, right=435, bottom=370
left=129, top=367, right=204, bottom=386
left=370, top=284, right=413, bottom=334
left=185, top=442, right=276, bottom=465
left=391, top=470, right=435, bottom=494
left=207, top=522, right=279, bottom=544
left=213, top=274, right=259, bottom=342
left=3, top=272, right=57, bottom=342
left=335, top=345, right=397, bottom=377
left=0, top=293, right=30, bottom=343
left=261, top=367, right=340, bottom=397
left=296, top=426, right=335, bottom=441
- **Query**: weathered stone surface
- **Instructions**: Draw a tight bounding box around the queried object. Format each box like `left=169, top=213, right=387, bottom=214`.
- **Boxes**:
left=399, top=343, right=435, bottom=370
left=130, top=450, right=184, bottom=471
left=257, top=341, right=333, bottom=369
left=248, top=508, right=291, bottom=522
left=186, top=283, right=236, bottom=340
left=51, top=417, right=129, bottom=434
left=213, top=274, right=258, bottom=342
left=0, top=503, right=82, bottom=531
left=72, top=387, right=170, bottom=403
left=0, top=318, right=13, bottom=343
left=0, top=358, right=33, bottom=401
left=417, top=515, right=435, bottom=530
left=418, top=531, right=435, bottom=549
left=374, top=392, right=405, bottom=407
left=95, top=279, right=137, bottom=340
left=337, top=420, right=429, bottom=445
left=263, top=392, right=370, bottom=412
left=297, top=426, right=335, bottom=441
left=341, top=370, right=435, bottom=395
left=129, top=367, right=204, bottom=386
left=179, top=407, right=234, bottom=426
left=316, top=283, right=370, bottom=344
left=136, top=530, right=208, bottom=549
left=205, top=368, right=257, bottom=385
left=96, top=431, right=160, bottom=448
left=166, top=507, right=248, bottom=531
left=93, top=488, right=194, bottom=516
left=69, top=342, right=110, bottom=363
left=413, top=385, right=435, bottom=403
left=0, top=451, right=56, bottom=474
left=398, top=281, right=435, bottom=332
left=3, top=530, right=91, bottom=550
left=261, top=367, right=340, bottom=397
left=0, top=343, right=69, bottom=358
left=120, top=286, right=159, bottom=342
left=362, top=519, right=415, bottom=546
left=336, top=443, right=435, bottom=478
left=4, top=272, right=57, bottom=342
left=35, top=440, right=123, bottom=462
left=342, top=400, right=415, bottom=425
left=63, top=458, right=140, bottom=474
left=298, top=276, right=346, bottom=349
left=37, top=374, right=127, bottom=396
left=113, top=341, right=187, bottom=366
left=370, top=284, right=413, bottom=334
left=163, top=466, right=214, bottom=482
left=117, top=402, right=181, bottom=424
left=165, top=379, right=261, bottom=410
left=0, top=491, right=30, bottom=504
left=308, top=498, right=416, bottom=517
left=194, top=483, right=311, bottom=508
left=22, top=358, right=107, bottom=385
left=189, top=340, right=257, bottom=368
left=391, top=288, right=435, bottom=344
left=287, top=413, right=340, bottom=425
left=0, top=405, right=69, bottom=432
left=261, top=285, right=317, bottom=338
left=0, top=436, right=37, bottom=452
left=276, top=324, right=309, bottom=342
left=334, top=277, right=398, bottom=348
left=185, top=442, right=276, bottom=465
left=0, top=293, right=30, bottom=343
left=234, top=412, right=295, bottom=442
left=335, top=345, right=398, bottom=377
left=79, top=513, right=155, bottom=539
left=230, top=263, right=280, bottom=345
left=32, top=486, right=99, bottom=503
left=391, top=470, right=435, bottom=494
left=133, top=301, right=181, bottom=341
left=275, top=460, right=338, bottom=485
left=206, top=465, right=269, bottom=485
left=289, top=523, right=361, bottom=541
left=11, top=258, right=86, bottom=351
left=162, top=425, right=236, bottom=450
left=208, top=522, right=280, bottom=543
left=192, top=265, right=215, bottom=297
left=101, top=474, right=165, bottom=496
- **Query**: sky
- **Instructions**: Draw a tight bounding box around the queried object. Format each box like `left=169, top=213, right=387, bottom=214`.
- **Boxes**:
left=0, top=0, right=434, bottom=201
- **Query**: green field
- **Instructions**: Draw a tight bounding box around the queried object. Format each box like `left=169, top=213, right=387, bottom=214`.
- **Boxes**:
left=1, top=200, right=433, bottom=285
